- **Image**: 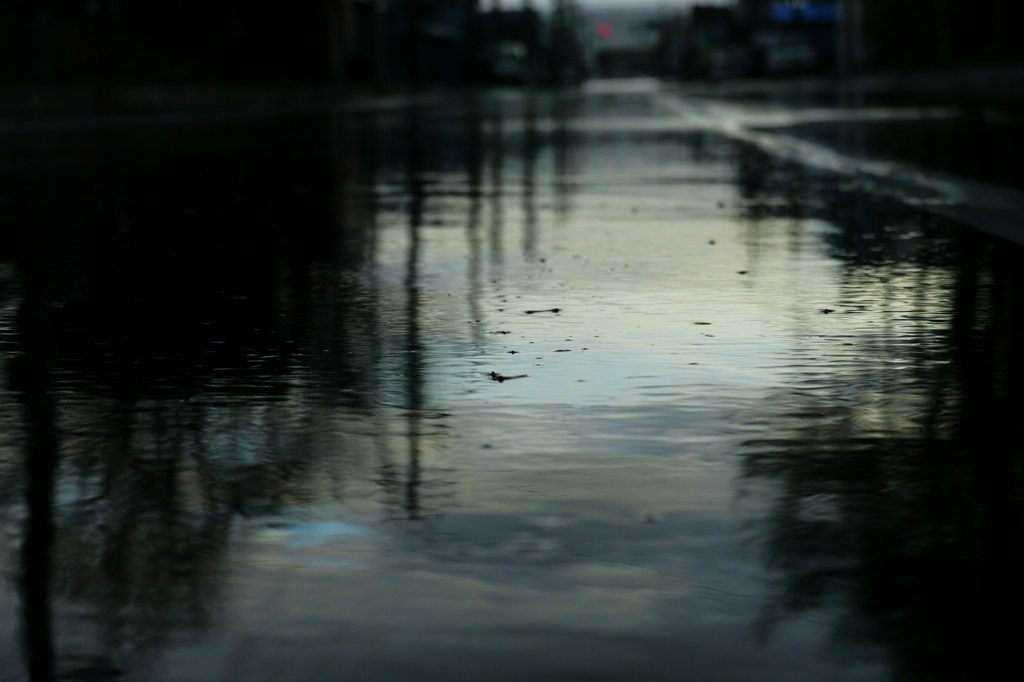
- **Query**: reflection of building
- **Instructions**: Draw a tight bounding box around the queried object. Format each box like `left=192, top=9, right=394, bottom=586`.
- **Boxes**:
left=0, top=83, right=580, bottom=677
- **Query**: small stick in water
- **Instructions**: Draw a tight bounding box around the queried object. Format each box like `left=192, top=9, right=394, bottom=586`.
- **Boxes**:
left=488, top=372, right=528, bottom=383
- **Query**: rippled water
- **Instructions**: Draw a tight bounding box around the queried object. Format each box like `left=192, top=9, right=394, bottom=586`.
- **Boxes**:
left=1, top=81, right=1021, bottom=681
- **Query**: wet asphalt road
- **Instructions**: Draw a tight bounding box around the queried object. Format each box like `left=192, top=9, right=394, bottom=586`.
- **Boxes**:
left=0, top=79, right=1022, bottom=681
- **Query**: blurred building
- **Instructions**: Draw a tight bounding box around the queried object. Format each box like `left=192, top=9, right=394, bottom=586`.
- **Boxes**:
left=736, top=0, right=838, bottom=76
left=861, top=0, right=1024, bottom=68
left=734, top=0, right=1024, bottom=74
left=0, top=1, right=588, bottom=92
left=583, top=7, right=663, bottom=78
left=0, top=1, right=336, bottom=83
left=546, top=0, right=587, bottom=84
left=682, top=5, right=738, bottom=79
left=378, top=0, right=475, bottom=86
left=652, top=10, right=688, bottom=79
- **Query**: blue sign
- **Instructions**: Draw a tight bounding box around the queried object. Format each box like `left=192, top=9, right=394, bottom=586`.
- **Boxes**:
left=772, top=2, right=838, bottom=24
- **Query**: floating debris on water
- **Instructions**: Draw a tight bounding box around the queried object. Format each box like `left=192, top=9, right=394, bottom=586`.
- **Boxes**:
left=488, top=372, right=528, bottom=383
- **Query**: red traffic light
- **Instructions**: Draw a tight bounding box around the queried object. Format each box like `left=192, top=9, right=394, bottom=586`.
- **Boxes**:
left=597, top=22, right=614, bottom=39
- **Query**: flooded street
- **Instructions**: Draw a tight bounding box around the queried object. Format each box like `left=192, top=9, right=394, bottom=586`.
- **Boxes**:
left=1, top=79, right=1021, bottom=681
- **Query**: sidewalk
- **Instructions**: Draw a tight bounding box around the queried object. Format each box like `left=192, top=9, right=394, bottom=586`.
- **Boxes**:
left=6, top=65, right=1023, bottom=129
left=0, top=82, right=452, bottom=135
left=675, top=65, right=1024, bottom=106
left=0, top=83, right=340, bottom=120
left=658, top=78, right=1024, bottom=247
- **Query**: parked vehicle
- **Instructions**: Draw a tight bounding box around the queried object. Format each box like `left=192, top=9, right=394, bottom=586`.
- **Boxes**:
left=764, top=43, right=817, bottom=73
left=483, top=41, right=529, bottom=84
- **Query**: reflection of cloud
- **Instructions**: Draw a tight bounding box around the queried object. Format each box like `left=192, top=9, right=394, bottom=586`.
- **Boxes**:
left=279, top=519, right=379, bottom=549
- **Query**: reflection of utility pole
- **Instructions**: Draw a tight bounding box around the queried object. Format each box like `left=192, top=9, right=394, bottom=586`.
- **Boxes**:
left=14, top=256, right=58, bottom=682
left=464, top=95, right=485, bottom=344
left=521, top=94, right=539, bottom=257
left=403, top=103, right=425, bottom=521
left=487, top=103, right=505, bottom=266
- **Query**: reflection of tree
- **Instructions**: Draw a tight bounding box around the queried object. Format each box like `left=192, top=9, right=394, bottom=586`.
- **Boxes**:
left=521, top=93, right=540, bottom=257
left=0, top=109, right=409, bottom=678
left=487, top=94, right=506, bottom=268
left=402, top=102, right=426, bottom=521
left=734, top=142, right=971, bottom=273
left=740, top=220, right=1024, bottom=680
left=0, top=86, right=575, bottom=678
left=550, top=89, right=581, bottom=222
left=0, top=280, right=24, bottom=515
left=53, top=465, right=233, bottom=666
left=15, top=277, right=58, bottom=682
left=465, top=92, right=486, bottom=344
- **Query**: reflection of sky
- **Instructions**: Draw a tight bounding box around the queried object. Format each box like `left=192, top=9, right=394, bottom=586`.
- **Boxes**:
left=371, top=122, right=857, bottom=409
left=159, top=89, right=927, bottom=679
